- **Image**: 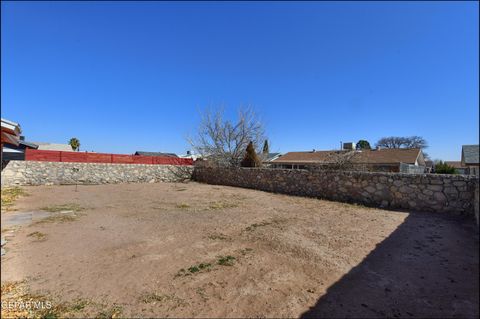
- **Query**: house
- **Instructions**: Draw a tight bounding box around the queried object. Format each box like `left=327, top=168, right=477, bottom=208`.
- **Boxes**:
left=1, top=118, right=21, bottom=147
left=461, top=145, right=479, bottom=176
left=34, top=142, right=73, bottom=152
left=424, top=160, right=434, bottom=173
left=178, top=150, right=201, bottom=161
left=263, top=152, right=282, bottom=162
left=271, top=147, right=426, bottom=173
left=2, top=137, right=38, bottom=164
left=134, top=151, right=178, bottom=157
left=444, top=161, right=468, bottom=175
left=1, top=118, right=22, bottom=169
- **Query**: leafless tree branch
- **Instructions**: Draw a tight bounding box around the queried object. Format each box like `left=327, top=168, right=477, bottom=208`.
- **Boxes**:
left=188, top=106, right=266, bottom=167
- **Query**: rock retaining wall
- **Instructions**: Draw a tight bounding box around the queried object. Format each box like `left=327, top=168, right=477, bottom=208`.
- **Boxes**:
left=1, top=161, right=193, bottom=186
left=194, top=167, right=479, bottom=217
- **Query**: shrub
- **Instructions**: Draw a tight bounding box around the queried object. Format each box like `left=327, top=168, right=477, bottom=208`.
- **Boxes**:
left=434, top=161, right=457, bottom=174
left=241, top=141, right=262, bottom=167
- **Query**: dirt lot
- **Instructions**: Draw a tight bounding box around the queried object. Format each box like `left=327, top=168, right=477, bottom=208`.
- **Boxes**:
left=1, top=182, right=478, bottom=318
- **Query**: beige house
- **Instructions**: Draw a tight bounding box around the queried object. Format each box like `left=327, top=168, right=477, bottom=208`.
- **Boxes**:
left=271, top=148, right=426, bottom=173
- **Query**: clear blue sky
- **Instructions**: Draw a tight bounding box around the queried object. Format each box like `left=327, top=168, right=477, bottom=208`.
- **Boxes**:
left=2, top=1, right=478, bottom=160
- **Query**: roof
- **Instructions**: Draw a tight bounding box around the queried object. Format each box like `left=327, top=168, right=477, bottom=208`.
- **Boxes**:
left=35, top=143, right=73, bottom=151
left=134, top=151, right=178, bottom=157
left=462, top=145, right=479, bottom=164
left=1, top=118, right=21, bottom=146
left=425, top=160, right=434, bottom=168
left=3, top=140, right=39, bottom=149
left=272, top=148, right=422, bottom=165
left=1, top=118, right=21, bottom=131
left=19, top=140, right=39, bottom=149
left=444, top=161, right=465, bottom=169
left=264, top=152, right=282, bottom=162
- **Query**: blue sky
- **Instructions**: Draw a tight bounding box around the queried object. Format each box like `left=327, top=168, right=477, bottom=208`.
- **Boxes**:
left=2, top=1, right=478, bottom=160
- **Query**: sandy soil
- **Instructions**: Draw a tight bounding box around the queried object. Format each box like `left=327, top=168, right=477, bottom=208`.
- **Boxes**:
left=1, top=182, right=478, bottom=318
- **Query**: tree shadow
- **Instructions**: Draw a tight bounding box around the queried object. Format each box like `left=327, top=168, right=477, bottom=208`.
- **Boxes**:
left=301, top=212, right=479, bottom=318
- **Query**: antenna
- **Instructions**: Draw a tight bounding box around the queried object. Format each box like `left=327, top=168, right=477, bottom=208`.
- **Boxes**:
left=340, top=141, right=342, bottom=150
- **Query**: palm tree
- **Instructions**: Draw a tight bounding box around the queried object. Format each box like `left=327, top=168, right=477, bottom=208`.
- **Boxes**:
left=69, top=138, right=80, bottom=151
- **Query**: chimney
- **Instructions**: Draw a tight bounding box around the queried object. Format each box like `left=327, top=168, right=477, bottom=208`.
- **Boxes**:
left=187, top=150, right=191, bottom=155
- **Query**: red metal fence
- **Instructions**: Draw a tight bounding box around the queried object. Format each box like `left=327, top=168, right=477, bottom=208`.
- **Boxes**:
left=25, top=149, right=193, bottom=166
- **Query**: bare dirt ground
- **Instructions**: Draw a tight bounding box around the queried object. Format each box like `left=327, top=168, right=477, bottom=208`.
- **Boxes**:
left=1, top=182, right=478, bottom=318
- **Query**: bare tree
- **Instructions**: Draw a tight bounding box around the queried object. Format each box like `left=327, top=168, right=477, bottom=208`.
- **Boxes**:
left=188, top=106, right=266, bottom=167
left=308, top=150, right=365, bottom=171
left=375, top=136, right=428, bottom=149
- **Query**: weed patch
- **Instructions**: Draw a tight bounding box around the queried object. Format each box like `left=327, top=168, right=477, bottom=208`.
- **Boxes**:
left=175, top=203, right=191, bottom=210
left=207, top=233, right=229, bottom=241
left=245, top=218, right=287, bottom=232
left=34, top=213, right=83, bottom=225
left=245, top=221, right=272, bottom=231
left=96, top=304, right=122, bottom=319
left=240, top=248, right=254, bottom=255
left=176, top=262, right=212, bottom=277
left=140, top=293, right=176, bottom=304
left=217, top=255, right=236, bottom=266
left=27, top=231, right=47, bottom=241
left=1, top=187, right=27, bottom=211
left=208, top=201, right=238, bottom=210
left=40, top=203, right=84, bottom=213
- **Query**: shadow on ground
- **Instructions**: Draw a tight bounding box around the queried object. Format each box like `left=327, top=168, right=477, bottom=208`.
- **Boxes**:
left=301, top=212, right=479, bottom=318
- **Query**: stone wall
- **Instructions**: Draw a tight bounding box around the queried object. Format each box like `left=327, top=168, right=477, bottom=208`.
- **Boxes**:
left=1, top=161, right=193, bottom=186
left=194, top=167, right=479, bottom=216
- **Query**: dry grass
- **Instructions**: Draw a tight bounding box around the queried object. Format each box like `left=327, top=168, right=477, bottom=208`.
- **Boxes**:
left=207, top=233, right=230, bottom=241
left=207, top=201, right=239, bottom=210
left=33, top=213, right=83, bottom=225
left=0, top=280, right=55, bottom=318
left=1, top=187, right=27, bottom=212
left=1, top=281, right=121, bottom=319
left=139, top=293, right=187, bottom=310
left=27, top=231, right=47, bottom=241
left=244, top=218, right=287, bottom=232
left=40, top=203, right=84, bottom=213
left=96, top=304, right=123, bottom=319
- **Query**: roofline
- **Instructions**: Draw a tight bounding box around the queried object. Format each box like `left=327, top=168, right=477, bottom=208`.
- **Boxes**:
left=271, top=161, right=417, bottom=165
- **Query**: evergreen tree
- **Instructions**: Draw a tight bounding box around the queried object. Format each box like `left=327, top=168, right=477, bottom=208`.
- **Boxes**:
left=262, top=140, right=269, bottom=155
left=434, top=161, right=457, bottom=174
left=356, top=140, right=371, bottom=150
left=241, top=141, right=262, bottom=167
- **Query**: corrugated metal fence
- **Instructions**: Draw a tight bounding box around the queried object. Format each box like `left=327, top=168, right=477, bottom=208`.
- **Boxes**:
left=25, top=149, right=193, bottom=166
left=399, top=162, right=426, bottom=174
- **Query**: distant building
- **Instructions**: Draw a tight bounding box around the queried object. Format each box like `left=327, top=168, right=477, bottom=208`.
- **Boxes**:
left=1, top=118, right=21, bottom=147
left=271, top=148, right=426, bottom=173
left=1, top=118, right=22, bottom=169
left=444, top=161, right=468, bottom=175
left=2, top=137, right=38, bottom=163
left=461, top=145, right=479, bottom=176
left=261, top=152, right=282, bottom=167
left=178, top=150, right=201, bottom=161
left=134, top=151, right=178, bottom=157
left=34, top=142, right=73, bottom=152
